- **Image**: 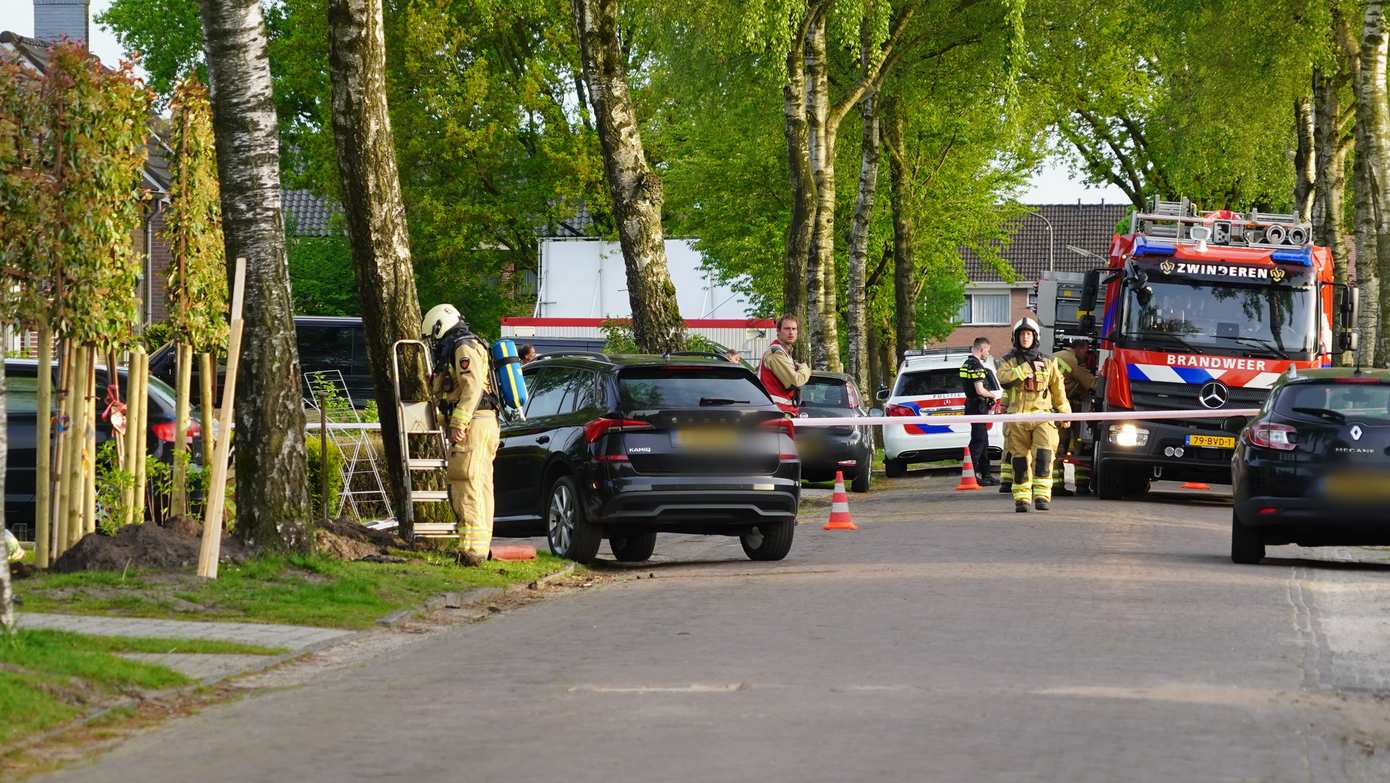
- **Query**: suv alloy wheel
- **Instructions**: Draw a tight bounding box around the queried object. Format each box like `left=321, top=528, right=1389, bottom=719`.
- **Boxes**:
left=546, top=475, right=602, bottom=563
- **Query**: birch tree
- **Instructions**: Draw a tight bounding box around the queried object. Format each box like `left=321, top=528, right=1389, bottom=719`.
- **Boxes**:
left=327, top=0, right=424, bottom=533
left=573, top=0, right=685, bottom=354
left=197, top=0, right=312, bottom=548
left=1354, top=0, right=1389, bottom=365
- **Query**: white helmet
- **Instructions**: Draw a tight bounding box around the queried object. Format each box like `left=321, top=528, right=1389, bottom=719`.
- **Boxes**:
left=1012, top=317, right=1041, bottom=349
left=421, top=303, right=462, bottom=340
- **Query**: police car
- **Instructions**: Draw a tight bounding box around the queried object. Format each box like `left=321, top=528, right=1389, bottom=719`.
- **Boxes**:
left=878, top=348, right=1003, bottom=477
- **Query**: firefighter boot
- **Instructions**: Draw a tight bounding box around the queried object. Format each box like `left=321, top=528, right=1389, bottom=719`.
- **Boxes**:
left=1011, top=454, right=1033, bottom=509
left=1032, top=448, right=1055, bottom=510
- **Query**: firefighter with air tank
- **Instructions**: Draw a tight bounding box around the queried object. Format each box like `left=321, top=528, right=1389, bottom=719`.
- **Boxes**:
left=1052, top=339, right=1097, bottom=495
left=996, top=317, right=1071, bottom=512
left=422, top=304, right=500, bottom=566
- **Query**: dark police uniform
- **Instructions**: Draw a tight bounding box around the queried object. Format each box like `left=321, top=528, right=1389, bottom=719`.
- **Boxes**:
left=960, top=354, right=999, bottom=482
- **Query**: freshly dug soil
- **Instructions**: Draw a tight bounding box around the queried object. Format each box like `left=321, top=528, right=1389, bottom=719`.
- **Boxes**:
left=314, top=517, right=408, bottom=561
left=51, top=520, right=251, bottom=573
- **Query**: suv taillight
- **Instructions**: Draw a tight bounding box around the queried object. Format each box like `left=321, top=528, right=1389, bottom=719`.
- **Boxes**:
left=583, top=417, right=652, bottom=444
left=1244, top=423, right=1297, bottom=451
left=151, top=421, right=201, bottom=444
left=760, top=418, right=795, bottom=439
left=886, top=403, right=915, bottom=417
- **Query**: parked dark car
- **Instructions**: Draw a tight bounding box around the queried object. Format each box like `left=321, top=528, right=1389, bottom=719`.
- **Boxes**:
left=4, top=359, right=200, bottom=541
left=492, top=352, right=800, bottom=564
left=149, top=316, right=375, bottom=408
left=1230, top=367, right=1390, bottom=564
left=795, top=371, right=873, bottom=492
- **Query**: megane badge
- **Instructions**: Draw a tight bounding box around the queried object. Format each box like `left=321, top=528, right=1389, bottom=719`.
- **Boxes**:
left=1198, top=381, right=1229, bottom=409
left=1351, top=425, right=1363, bottom=441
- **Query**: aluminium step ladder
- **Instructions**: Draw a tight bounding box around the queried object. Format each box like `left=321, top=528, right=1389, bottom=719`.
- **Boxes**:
left=391, top=339, right=457, bottom=538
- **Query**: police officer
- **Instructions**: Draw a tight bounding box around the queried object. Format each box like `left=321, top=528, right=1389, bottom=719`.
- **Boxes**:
left=996, top=318, right=1071, bottom=512
left=422, top=304, right=500, bottom=566
left=960, top=337, right=1002, bottom=485
left=759, top=313, right=812, bottom=414
left=1052, top=339, right=1097, bottom=495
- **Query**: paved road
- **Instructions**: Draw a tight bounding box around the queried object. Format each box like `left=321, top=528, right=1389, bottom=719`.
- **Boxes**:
left=41, top=475, right=1390, bottom=782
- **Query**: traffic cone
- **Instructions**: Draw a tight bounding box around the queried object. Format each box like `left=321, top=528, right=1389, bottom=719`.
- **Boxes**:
left=491, top=544, right=537, bottom=561
left=956, top=446, right=982, bottom=491
left=1181, top=481, right=1211, bottom=491
left=823, top=471, right=858, bottom=531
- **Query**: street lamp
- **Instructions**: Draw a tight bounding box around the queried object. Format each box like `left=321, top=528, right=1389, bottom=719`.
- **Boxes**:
left=1026, top=210, right=1055, bottom=273
left=1065, top=243, right=1103, bottom=261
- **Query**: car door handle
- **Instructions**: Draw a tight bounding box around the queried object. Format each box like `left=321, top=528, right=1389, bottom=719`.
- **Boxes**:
left=536, top=435, right=550, bottom=444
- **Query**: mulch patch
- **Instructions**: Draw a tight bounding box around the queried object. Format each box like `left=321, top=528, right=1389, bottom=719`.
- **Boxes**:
left=50, top=519, right=251, bottom=574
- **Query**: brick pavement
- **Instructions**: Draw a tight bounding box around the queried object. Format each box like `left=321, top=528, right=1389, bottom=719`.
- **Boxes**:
left=18, top=613, right=353, bottom=652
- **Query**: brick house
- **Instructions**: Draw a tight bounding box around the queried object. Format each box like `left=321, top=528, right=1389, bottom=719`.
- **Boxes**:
left=927, top=203, right=1130, bottom=351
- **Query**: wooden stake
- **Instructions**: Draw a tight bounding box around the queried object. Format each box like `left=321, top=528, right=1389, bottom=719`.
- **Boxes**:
left=198, top=258, right=246, bottom=579
left=52, top=340, right=72, bottom=559
left=84, top=349, right=97, bottom=536
left=35, top=325, right=52, bottom=568
left=173, top=342, right=192, bottom=517
left=65, top=345, right=87, bottom=549
left=133, top=352, right=151, bottom=525
left=121, top=346, right=144, bottom=527
left=199, top=351, right=214, bottom=469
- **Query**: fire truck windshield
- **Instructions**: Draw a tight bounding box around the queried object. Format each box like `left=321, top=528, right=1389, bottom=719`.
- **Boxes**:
left=1120, top=279, right=1315, bottom=358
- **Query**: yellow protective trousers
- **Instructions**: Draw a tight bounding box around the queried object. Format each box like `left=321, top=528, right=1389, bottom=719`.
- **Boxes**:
left=448, top=410, right=500, bottom=557
left=1006, top=421, right=1059, bottom=503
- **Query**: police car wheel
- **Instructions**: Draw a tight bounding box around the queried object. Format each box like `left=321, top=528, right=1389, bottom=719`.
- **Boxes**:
left=546, top=475, right=601, bottom=564
left=851, top=459, right=871, bottom=493
left=1230, top=508, right=1265, bottom=565
left=609, top=530, right=657, bottom=562
left=884, top=458, right=906, bottom=478
left=740, top=519, right=795, bottom=561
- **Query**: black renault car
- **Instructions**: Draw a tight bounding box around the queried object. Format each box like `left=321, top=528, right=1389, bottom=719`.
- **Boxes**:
left=492, top=352, right=800, bottom=564
left=4, top=359, right=200, bottom=541
left=795, top=371, right=873, bottom=492
left=1230, top=367, right=1390, bottom=564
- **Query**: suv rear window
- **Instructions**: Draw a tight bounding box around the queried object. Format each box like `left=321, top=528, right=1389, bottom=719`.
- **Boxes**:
left=1277, top=381, right=1390, bottom=422
left=801, top=378, right=849, bottom=408
left=894, top=369, right=961, bottom=397
left=619, top=366, right=771, bottom=410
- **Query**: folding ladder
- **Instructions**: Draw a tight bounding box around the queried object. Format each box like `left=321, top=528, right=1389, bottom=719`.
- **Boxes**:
left=390, top=339, right=457, bottom=538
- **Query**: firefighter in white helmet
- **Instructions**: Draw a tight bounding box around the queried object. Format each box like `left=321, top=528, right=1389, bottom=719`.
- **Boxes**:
left=422, top=304, right=499, bottom=566
left=995, top=317, right=1071, bottom=512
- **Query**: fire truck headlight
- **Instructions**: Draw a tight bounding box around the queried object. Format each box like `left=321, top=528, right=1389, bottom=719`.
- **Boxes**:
left=1110, top=423, right=1149, bottom=448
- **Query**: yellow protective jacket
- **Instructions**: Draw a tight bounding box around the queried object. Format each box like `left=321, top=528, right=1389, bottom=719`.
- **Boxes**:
left=430, top=334, right=496, bottom=431
left=1054, top=348, right=1096, bottom=401
left=996, top=351, right=1071, bottom=416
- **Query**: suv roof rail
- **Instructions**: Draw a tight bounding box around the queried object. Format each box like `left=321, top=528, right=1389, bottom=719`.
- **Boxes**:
left=536, top=350, right=610, bottom=361
left=664, top=351, right=731, bottom=362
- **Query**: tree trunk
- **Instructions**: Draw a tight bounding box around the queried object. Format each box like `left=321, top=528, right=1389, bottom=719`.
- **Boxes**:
left=1357, top=1, right=1390, bottom=365
left=198, top=0, right=312, bottom=549
left=573, top=0, right=685, bottom=354
left=846, top=73, right=881, bottom=391
left=1313, top=65, right=1350, bottom=288
left=883, top=98, right=916, bottom=364
left=0, top=327, right=13, bottom=633
left=781, top=4, right=823, bottom=365
left=803, top=15, right=830, bottom=368
left=327, top=0, right=425, bottom=534
left=1294, top=95, right=1317, bottom=223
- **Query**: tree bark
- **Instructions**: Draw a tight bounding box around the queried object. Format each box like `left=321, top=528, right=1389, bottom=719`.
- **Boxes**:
left=1313, top=64, right=1351, bottom=288
left=0, top=329, right=13, bottom=633
left=1294, top=95, right=1317, bottom=223
left=1357, top=1, right=1390, bottom=365
left=573, top=0, right=685, bottom=354
left=198, top=0, right=312, bottom=549
left=846, top=56, right=881, bottom=392
left=327, top=0, right=424, bottom=534
left=781, top=2, right=826, bottom=364
left=804, top=15, right=830, bottom=368
left=883, top=98, right=916, bottom=365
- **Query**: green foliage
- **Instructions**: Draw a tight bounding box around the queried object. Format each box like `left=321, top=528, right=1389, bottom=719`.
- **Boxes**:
left=601, top=322, right=729, bottom=356
left=140, top=322, right=175, bottom=352
left=162, top=76, right=228, bottom=352
left=96, top=0, right=206, bottom=102
left=304, top=433, right=345, bottom=520
left=94, top=440, right=134, bottom=534
left=288, top=233, right=359, bottom=316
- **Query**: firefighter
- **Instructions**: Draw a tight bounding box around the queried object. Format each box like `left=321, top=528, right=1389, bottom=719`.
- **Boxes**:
left=996, top=317, right=1071, bottom=512
left=759, top=313, right=812, bottom=414
left=1052, top=339, right=1097, bottom=495
left=423, top=304, right=500, bottom=566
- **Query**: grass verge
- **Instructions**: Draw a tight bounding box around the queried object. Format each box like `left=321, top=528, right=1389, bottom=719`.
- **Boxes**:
left=15, top=550, right=571, bottom=629
left=0, top=630, right=193, bottom=746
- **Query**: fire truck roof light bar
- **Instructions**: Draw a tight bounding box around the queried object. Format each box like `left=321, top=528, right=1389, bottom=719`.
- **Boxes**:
left=1131, top=206, right=1314, bottom=251
left=1270, top=248, right=1313, bottom=266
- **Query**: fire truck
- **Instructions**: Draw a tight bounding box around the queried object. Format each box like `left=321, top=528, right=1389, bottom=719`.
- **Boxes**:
left=1039, top=198, right=1358, bottom=499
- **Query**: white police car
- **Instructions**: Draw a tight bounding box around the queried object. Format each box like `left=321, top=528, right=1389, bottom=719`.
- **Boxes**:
left=878, top=348, right=1003, bottom=477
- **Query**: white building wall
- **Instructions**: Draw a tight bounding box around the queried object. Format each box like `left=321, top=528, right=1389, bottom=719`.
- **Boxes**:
left=536, top=238, right=754, bottom=319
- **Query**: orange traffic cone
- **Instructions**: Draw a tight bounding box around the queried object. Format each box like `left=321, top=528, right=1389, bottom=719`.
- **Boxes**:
left=956, top=446, right=982, bottom=491
left=491, top=544, right=538, bottom=561
left=1181, top=482, right=1211, bottom=491
left=823, top=471, right=859, bottom=531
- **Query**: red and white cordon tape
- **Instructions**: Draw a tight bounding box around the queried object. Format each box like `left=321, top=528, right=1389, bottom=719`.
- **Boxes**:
left=791, top=408, right=1261, bottom=429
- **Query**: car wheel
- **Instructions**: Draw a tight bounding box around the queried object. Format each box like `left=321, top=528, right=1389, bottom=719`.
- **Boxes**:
left=740, top=519, right=795, bottom=561
left=609, top=530, right=657, bottom=563
left=851, top=458, right=871, bottom=493
left=884, top=458, right=906, bottom=478
left=546, top=475, right=601, bottom=564
left=1231, top=508, right=1265, bottom=564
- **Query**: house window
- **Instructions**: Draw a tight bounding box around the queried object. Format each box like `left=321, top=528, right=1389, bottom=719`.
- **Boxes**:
left=957, top=292, right=1010, bottom=325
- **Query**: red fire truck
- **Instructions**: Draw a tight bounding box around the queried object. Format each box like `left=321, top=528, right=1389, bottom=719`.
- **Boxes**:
left=1066, top=199, right=1357, bottom=499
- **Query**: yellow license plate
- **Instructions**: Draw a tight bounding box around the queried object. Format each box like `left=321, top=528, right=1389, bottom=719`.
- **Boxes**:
left=674, top=429, right=738, bottom=449
left=935, top=411, right=962, bottom=416
left=1186, top=434, right=1236, bottom=449
left=1324, top=474, right=1390, bottom=501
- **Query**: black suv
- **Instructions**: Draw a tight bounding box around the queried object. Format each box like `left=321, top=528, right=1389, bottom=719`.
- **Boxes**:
left=494, top=353, right=800, bottom=563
